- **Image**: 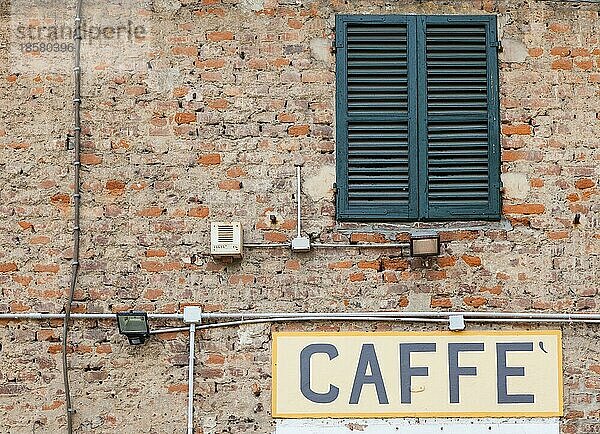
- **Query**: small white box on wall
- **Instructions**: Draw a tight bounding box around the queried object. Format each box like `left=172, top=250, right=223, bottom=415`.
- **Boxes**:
left=210, top=222, right=243, bottom=258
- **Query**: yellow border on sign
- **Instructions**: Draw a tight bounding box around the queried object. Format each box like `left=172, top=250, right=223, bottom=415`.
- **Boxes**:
left=271, top=330, right=563, bottom=419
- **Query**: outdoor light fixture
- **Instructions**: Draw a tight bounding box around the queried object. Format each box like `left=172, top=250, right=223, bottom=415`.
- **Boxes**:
left=409, top=232, right=440, bottom=257
left=117, top=311, right=150, bottom=345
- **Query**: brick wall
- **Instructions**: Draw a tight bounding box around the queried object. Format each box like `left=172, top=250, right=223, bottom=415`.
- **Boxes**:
left=0, top=0, right=599, bottom=432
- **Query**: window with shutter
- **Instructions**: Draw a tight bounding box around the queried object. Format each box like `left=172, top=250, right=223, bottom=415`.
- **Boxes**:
left=335, top=15, right=500, bottom=222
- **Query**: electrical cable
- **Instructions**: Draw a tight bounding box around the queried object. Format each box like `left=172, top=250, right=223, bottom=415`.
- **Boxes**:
left=61, top=1, right=83, bottom=433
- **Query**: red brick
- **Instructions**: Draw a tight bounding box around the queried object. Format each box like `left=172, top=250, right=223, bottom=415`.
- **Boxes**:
left=439, top=231, right=478, bottom=242
left=382, top=258, right=409, bottom=270
left=383, top=272, right=398, bottom=283
left=195, top=58, right=226, bottom=69
left=462, top=255, right=482, bottom=267
left=136, top=207, right=164, bottom=217
left=33, top=264, right=59, bottom=273
left=96, top=344, right=112, bottom=354
left=36, top=329, right=57, bottom=341
left=288, top=18, right=302, bottom=29
left=575, top=60, right=593, bottom=70
left=575, top=178, right=595, bottom=189
left=173, top=87, right=189, bottom=97
left=426, top=270, right=446, bottom=280
left=172, top=46, right=198, bottom=57
left=51, top=193, right=70, bottom=205
left=528, top=47, right=543, bottom=57
left=247, top=59, right=267, bottom=70
left=551, top=59, right=573, bottom=70
left=167, top=384, right=188, bottom=393
left=548, top=23, right=571, bottom=32
left=12, top=275, right=32, bottom=286
left=226, top=167, right=246, bottom=178
left=188, top=206, right=209, bottom=218
left=437, top=256, right=457, bottom=268
left=502, top=124, right=531, bottom=136
left=10, top=301, right=30, bottom=312
left=125, top=85, right=146, bottom=96
left=106, top=180, right=126, bottom=192
left=144, top=288, right=164, bottom=300
left=431, top=297, right=452, bottom=308
left=264, top=232, right=288, bottom=243
left=197, top=153, right=221, bottom=165
left=550, top=46, right=570, bottom=56
left=30, top=236, right=50, bottom=245
left=146, top=249, right=167, bottom=257
left=464, top=296, right=487, bottom=308
left=548, top=231, right=569, bottom=240
left=208, top=98, right=229, bottom=109
left=174, top=112, right=196, bottom=124
left=571, top=48, right=590, bottom=57
left=270, top=58, right=290, bottom=68
left=503, top=204, right=545, bottom=215
left=80, top=153, right=103, bottom=165
left=228, top=274, right=255, bottom=285
left=141, top=261, right=181, bottom=272
left=285, top=259, right=300, bottom=271
left=0, top=263, right=18, bottom=272
left=207, top=31, right=234, bottom=41
left=328, top=261, right=353, bottom=269
left=350, top=233, right=387, bottom=243
left=349, top=272, right=365, bottom=282
left=480, top=285, right=502, bottom=295
left=42, top=400, right=64, bottom=411
left=288, top=125, right=310, bottom=136
left=207, top=353, right=226, bottom=365
left=218, top=180, right=242, bottom=190
left=357, top=260, right=380, bottom=270
left=277, top=113, right=297, bottom=123
left=530, top=178, right=544, bottom=187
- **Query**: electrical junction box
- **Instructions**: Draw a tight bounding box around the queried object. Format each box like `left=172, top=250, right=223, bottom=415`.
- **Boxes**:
left=210, top=222, right=243, bottom=258
left=291, top=236, right=311, bottom=252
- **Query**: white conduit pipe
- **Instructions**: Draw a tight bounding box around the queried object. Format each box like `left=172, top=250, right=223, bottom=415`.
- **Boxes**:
left=187, top=323, right=196, bottom=434
left=0, top=313, right=182, bottom=320
left=296, top=165, right=302, bottom=239
left=1, top=311, right=600, bottom=322
left=242, top=243, right=411, bottom=249
left=312, top=243, right=409, bottom=248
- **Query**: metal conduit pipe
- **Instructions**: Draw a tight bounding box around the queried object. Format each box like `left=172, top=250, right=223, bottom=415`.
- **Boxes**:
left=62, top=1, right=84, bottom=432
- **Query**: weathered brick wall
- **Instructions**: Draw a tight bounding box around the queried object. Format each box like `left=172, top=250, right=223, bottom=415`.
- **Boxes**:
left=0, top=0, right=599, bottom=432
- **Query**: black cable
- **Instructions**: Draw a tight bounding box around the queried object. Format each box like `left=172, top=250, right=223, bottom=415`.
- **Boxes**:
left=62, top=0, right=83, bottom=433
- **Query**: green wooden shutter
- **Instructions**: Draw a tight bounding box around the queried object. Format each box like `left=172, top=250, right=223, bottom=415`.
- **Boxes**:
left=420, top=16, right=500, bottom=220
left=336, top=15, right=418, bottom=221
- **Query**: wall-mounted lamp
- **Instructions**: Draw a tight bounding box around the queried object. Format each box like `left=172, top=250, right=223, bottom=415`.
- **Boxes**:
left=117, top=312, right=150, bottom=345
left=409, top=232, right=440, bottom=257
